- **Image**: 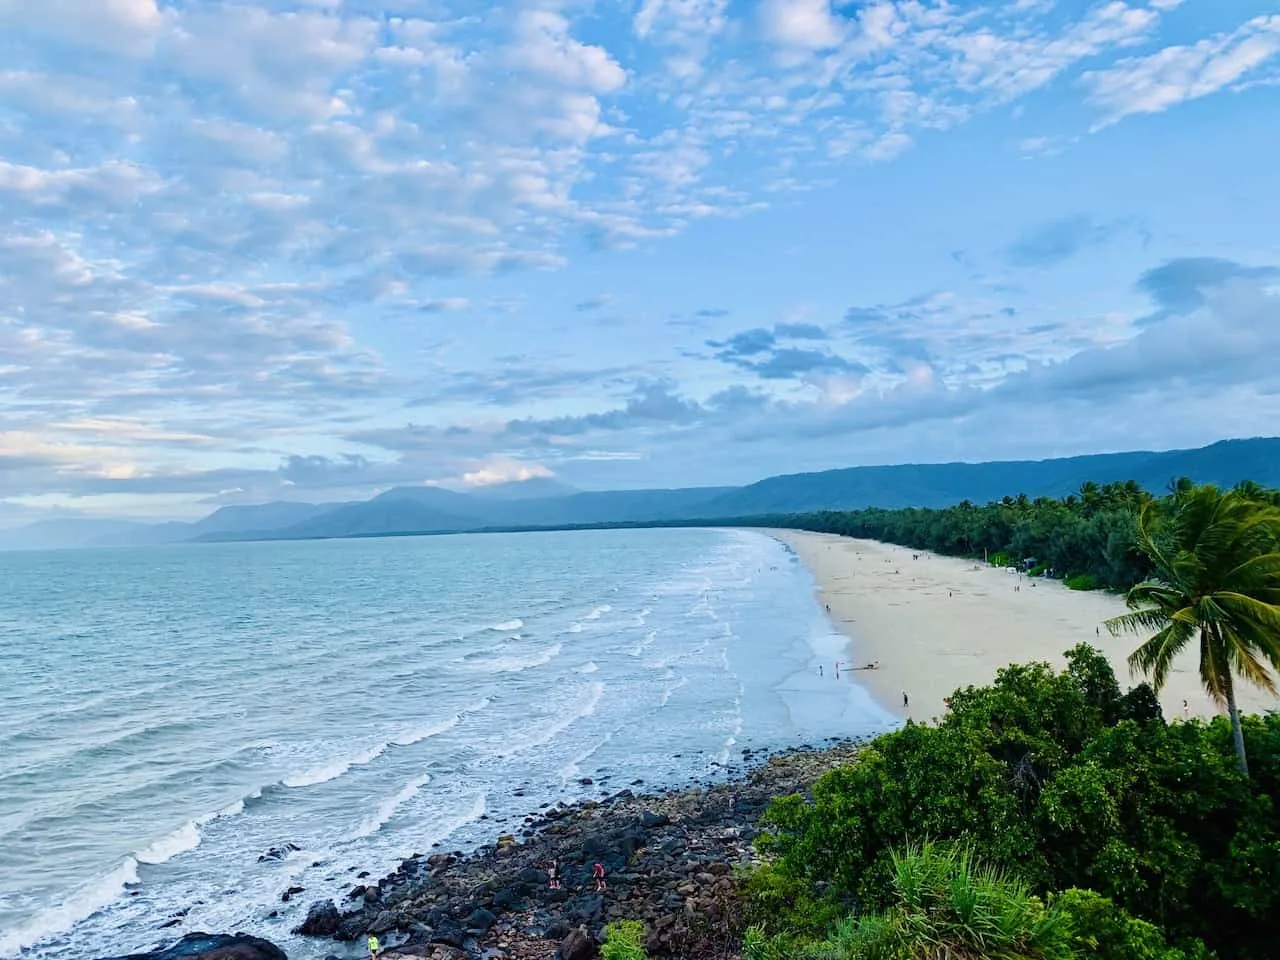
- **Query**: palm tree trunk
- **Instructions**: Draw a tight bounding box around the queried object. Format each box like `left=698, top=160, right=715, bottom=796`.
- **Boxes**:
left=1224, top=671, right=1250, bottom=777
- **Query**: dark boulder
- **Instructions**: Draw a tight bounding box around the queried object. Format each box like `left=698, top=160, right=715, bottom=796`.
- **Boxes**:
left=492, top=887, right=522, bottom=910
left=368, top=910, right=404, bottom=935
left=568, top=895, right=604, bottom=924
left=466, top=908, right=497, bottom=934
left=556, top=926, right=597, bottom=960
left=639, top=810, right=668, bottom=829
left=256, top=843, right=300, bottom=863
left=97, top=932, right=287, bottom=960
left=280, top=886, right=305, bottom=903
left=294, top=900, right=342, bottom=937
left=431, top=919, right=467, bottom=948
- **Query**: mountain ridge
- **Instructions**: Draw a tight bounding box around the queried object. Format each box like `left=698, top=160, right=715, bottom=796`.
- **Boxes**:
left=4, top=437, right=1278, bottom=550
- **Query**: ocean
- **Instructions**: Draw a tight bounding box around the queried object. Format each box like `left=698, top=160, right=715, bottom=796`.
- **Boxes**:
left=0, top=527, right=895, bottom=959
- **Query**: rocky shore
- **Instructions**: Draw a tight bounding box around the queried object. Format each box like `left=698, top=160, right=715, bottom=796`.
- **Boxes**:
left=105, top=739, right=865, bottom=960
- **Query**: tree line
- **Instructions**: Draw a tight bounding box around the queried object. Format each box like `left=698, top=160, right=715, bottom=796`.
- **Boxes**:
left=764, top=478, right=1280, bottom=593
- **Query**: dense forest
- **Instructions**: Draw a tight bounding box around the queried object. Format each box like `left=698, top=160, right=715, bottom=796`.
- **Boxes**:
left=743, top=646, right=1280, bottom=960
left=763, top=478, right=1280, bottom=592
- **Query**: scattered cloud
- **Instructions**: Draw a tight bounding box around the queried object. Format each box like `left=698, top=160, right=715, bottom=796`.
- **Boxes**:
left=420, top=298, right=471, bottom=314
left=1083, top=14, right=1280, bottom=127
left=1006, top=215, right=1119, bottom=267
left=0, top=0, right=1275, bottom=522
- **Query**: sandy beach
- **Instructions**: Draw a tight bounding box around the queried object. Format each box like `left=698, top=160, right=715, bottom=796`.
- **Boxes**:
left=770, top=529, right=1280, bottom=724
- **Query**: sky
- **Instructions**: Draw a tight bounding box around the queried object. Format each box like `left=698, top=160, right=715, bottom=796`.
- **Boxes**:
left=1, top=0, right=1279, bottom=525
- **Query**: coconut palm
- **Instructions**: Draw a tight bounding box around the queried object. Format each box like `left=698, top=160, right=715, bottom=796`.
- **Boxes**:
left=1105, top=484, right=1280, bottom=775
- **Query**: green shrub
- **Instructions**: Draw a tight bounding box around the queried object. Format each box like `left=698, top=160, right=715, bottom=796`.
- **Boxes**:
left=601, top=920, right=647, bottom=960
left=743, top=862, right=844, bottom=939
left=1029, top=564, right=1047, bottom=577
left=1063, top=573, right=1098, bottom=590
left=815, top=843, right=1077, bottom=959
left=989, top=551, right=1014, bottom=568
left=752, top=646, right=1280, bottom=959
left=1052, top=889, right=1213, bottom=960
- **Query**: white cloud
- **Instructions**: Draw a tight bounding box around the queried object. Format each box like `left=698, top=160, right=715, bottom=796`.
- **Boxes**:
left=760, top=0, right=844, bottom=50
left=0, top=0, right=165, bottom=56
left=0, top=0, right=1272, bottom=517
left=458, top=457, right=555, bottom=488
left=1083, top=14, right=1280, bottom=127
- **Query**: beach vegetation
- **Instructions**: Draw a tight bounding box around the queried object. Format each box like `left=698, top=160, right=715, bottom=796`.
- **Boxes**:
left=1105, top=484, right=1280, bottom=775
left=750, top=645, right=1280, bottom=960
left=1062, top=573, right=1097, bottom=591
left=601, top=920, right=649, bottom=960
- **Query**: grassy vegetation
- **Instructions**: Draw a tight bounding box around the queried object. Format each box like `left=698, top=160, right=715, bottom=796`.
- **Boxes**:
left=739, top=482, right=1280, bottom=960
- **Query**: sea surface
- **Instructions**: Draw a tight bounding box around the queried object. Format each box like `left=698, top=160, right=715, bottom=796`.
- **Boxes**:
left=0, top=527, right=895, bottom=959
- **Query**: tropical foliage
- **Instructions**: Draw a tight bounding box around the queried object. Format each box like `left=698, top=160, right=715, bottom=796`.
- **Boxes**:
left=1106, top=484, right=1280, bottom=774
left=601, top=920, right=649, bottom=960
left=757, top=478, right=1280, bottom=593
left=748, top=646, right=1280, bottom=960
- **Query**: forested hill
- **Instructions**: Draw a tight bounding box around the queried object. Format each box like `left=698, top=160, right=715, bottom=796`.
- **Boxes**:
left=4, top=437, right=1278, bottom=549
left=701, top=437, right=1280, bottom=515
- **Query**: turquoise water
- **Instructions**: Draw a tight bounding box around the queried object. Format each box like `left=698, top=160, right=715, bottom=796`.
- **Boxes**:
left=0, top=527, right=894, bottom=958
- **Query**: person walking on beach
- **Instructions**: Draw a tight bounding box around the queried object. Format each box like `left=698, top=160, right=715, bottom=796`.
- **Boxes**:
left=367, top=935, right=381, bottom=960
left=903, top=691, right=909, bottom=709
left=592, top=862, right=607, bottom=892
left=1183, top=700, right=1190, bottom=721
left=818, top=664, right=823, bottom=677
left=548, top=858, right=560, bottom=890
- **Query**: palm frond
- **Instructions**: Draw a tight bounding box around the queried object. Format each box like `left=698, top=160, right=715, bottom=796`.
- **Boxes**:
left=1128, top=621, right=1195, bottom=690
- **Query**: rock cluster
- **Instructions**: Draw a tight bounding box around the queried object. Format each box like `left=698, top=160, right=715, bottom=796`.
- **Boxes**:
left=298, top=740, right=865, bottom=960
left=94, top=740, right=865, bottom=960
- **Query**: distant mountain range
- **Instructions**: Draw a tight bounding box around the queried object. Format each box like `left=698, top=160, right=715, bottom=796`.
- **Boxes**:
left=4, top=437, right=1279, bottom=551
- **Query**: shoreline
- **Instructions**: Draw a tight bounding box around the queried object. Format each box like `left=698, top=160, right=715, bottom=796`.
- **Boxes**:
left=768, top=529, right=1278, bottom=723
left=269, top=740, right=869, bottom=960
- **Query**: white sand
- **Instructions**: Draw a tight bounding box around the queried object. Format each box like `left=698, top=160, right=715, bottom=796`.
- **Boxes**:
left=769, top=530, right=1279, bottom=724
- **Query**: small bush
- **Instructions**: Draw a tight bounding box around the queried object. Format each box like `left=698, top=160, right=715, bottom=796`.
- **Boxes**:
left=743, top=862, right=844, bottom=939
left=1052, top=889, right=1212, bottom=960
left=1029, top=564, right=1047, bottom=577
left=601, top=920, right=648, bottom=960
left=820, top=843, right=1076, bottom=959
left=1064, top=573, right=1098, bottom=591
left=989, top=551, right=1014, bottom=568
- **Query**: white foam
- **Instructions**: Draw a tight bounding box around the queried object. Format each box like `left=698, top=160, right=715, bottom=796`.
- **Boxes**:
left=0, top=857, right=139, bottom=956
left=659, top=676, right=689, bottom=707
left=282, top=741, right=389, bottom=788
left=574, top=661, right=598, bottom=674
left=353, top=773, right=432, bottom=839
left=584, top=605, right=612, bottom=621
left=462, top=643, right=563, bottom=674
left=492, top=681, right=604, bottom=758
left=391, top=715, right=460, bottom=747
left=567, top=623, right=584, bottom=633
left=629, top=630, right=658, bottom=657
left=489, top=619, right=523, bottom=632
left=135, top=821, right=201, bottom=865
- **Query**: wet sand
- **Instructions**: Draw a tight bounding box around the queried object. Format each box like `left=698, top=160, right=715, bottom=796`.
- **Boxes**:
left=769, top=530, right=1279, bottom=724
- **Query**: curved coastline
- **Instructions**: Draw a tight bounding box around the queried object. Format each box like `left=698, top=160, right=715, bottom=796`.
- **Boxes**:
left=764, top=528, right=1278, bottom=723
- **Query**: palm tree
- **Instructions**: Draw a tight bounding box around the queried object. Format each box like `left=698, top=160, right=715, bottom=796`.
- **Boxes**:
left=1105, top=484, right=1280, bottom=775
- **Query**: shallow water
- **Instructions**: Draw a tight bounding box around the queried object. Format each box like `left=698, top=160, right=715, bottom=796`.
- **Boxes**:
left=0, top=527, right=895, bottom=958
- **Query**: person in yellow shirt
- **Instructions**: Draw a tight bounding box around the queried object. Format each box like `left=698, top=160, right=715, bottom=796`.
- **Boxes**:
left=367, top=935, right=381, bottom=959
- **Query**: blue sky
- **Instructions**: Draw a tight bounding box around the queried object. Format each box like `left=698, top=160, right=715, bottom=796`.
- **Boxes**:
left=1, top=0, right=1279, bottom=523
